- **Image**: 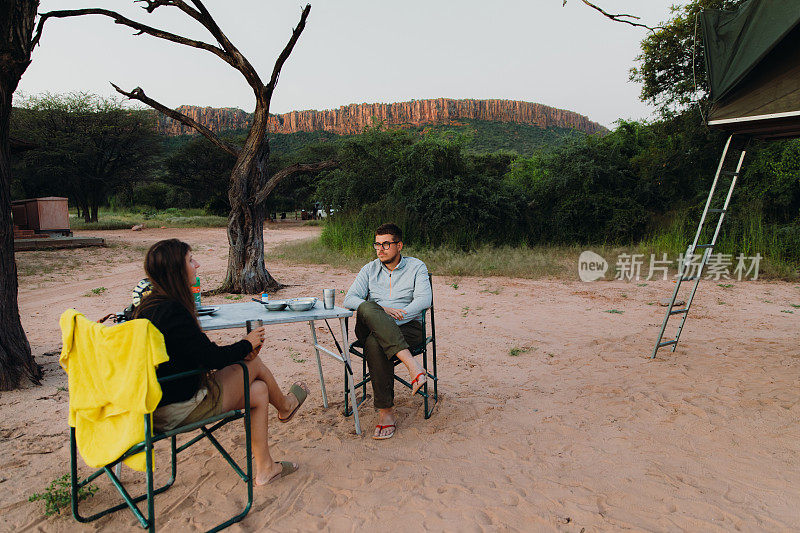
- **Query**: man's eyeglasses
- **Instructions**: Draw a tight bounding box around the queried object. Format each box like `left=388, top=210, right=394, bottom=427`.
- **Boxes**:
left=373, top=241, right=399, bottom=250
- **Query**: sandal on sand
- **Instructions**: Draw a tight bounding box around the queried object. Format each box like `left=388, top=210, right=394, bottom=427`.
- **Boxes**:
left=266, top=461, right=299, bottom=484
left=410, top=371, right=427, bottom=395
left=373, top=424, right=396, bottom=440
left=278, top=383, right=308, bottom=423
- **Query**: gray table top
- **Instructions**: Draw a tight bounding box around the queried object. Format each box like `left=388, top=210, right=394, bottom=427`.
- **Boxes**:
left=198, top=300, right=353, bottom=331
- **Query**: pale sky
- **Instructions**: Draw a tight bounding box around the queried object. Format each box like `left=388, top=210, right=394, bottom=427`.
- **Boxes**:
left=18, top=1, right=683, bottom=128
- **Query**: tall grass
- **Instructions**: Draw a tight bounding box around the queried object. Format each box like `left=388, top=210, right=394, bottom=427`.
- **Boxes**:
left=279, top=215, right=799, bottom=281
left=276, top=237, right=578, bottom=278
left=640, top=208, right=799, bottom=279
left=70, top=207, right=227, bottom=229
left=319, top=211, right=501, bottom=252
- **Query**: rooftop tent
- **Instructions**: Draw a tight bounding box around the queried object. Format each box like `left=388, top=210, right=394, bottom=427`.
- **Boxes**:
left=702, top=0, right=800, bottom=139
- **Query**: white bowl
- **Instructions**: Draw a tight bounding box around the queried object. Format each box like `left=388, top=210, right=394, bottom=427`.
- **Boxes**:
left=287, top=297, right=317, bottom=311
left=264, top=299, right=288, bottom=311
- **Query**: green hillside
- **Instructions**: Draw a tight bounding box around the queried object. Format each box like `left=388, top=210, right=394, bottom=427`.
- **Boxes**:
left=161, top=119, right=588, bottom=157
left=419, top=119, right=592, bottom=155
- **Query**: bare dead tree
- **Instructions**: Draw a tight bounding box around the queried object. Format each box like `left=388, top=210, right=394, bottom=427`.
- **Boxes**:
left=0, top=0, right=43, bottom=390
left=564, top=0, right=662, bottom=31
left=35, top=1, right=336, bottom=293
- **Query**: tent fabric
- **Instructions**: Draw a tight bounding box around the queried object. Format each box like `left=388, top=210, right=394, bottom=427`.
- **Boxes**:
left=702, top=0, right=800, bottom=138
left=702, top=0, right=800, bottom=103
left=707, top=24, right=800, bottom=138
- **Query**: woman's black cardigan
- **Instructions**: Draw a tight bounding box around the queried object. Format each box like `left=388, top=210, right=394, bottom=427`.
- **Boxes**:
left=138, top=300, right=252, bottom=405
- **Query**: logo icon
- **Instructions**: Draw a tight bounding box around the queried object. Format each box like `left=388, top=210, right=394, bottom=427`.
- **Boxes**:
left=578, top=251, right=608, bottom=282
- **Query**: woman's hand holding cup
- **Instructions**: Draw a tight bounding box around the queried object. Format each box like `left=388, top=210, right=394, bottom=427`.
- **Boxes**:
left=245, top=326, right=265, bottom=359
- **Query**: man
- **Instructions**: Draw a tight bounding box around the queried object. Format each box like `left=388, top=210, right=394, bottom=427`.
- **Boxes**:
left=343, top=223, right=432, bottom=440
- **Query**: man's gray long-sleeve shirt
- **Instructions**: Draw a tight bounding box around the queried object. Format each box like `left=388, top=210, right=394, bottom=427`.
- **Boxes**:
left=343, top=256, right=432, bottom=325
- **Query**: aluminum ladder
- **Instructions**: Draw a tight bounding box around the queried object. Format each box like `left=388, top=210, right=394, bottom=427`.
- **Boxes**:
left=651, top=134, right=749, bottom=359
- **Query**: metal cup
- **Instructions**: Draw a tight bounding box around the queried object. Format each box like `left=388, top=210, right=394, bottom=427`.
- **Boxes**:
left=323, top=289, right=335, bottom=309
left=245, top=319, right=263, bottom=333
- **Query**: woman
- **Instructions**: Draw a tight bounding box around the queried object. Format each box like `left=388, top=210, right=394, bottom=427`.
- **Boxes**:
left=135, top=239, right=308, bottom=486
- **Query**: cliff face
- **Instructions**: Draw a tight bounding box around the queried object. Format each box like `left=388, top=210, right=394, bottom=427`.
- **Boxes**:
left=157, top=98, right=606, bottom=136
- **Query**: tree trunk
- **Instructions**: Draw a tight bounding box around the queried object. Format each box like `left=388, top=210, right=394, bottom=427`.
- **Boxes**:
left=218, top=106, right=280, bottom=293
left=82, top=198, right=90, bottom=223
left=90, top=202, right=98, bottom=223
left=0, top=0, right=43, bottom=390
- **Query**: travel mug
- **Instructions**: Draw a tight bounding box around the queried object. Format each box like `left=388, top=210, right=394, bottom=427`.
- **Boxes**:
left=246, top=319, right=263, bottom=333
left=323, top=289, right=335, bottom=309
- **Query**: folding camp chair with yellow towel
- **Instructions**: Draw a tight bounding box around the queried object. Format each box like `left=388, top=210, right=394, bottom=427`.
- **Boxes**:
left=59, top=310, right=253, bottom=532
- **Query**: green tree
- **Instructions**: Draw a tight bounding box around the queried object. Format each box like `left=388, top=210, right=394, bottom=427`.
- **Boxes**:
left=163, top=135, right=235, bottom=214
left=630, top=0, right=747, bottom=116
left=11, top=93, right=162, bottom=221
left=316, top=129, right=524, bottom=249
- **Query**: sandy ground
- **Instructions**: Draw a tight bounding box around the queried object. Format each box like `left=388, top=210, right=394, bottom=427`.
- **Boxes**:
left=1, top=224, right=799, bottom=532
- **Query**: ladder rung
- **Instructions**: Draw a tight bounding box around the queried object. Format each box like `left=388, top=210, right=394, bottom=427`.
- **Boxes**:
left=669, top=308, right=688, bottom=315
left=658, top=340, right=678, bottom=348
left=695, top=244, right=714, bottom=249
left=681, top=276, right=698, bottom=281
left=708, top=209, right=727, bottom=213
left=721, top=170, right=739, bottom=176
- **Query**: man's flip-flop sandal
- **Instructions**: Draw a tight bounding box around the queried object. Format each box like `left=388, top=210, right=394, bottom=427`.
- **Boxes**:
left=278, top=383, right=308, bottom=423
left=373, top=424, right=396, bottom=440
left=266, top=461, right=299, bottom=484
left=410, top=372, right=427, bottom=395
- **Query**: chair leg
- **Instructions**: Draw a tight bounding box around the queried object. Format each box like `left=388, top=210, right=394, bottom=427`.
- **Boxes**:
left=343, top=362, right=351, bottom=417
left=361, top=357, right=368, bottom=405
left=145, top=418, right=155, bottom=533
left=432, top=338, right=438, bottom=401
left=70, top=428, right=84, bottom=523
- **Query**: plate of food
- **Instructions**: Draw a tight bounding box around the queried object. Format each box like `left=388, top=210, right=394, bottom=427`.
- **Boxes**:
left=196, top=306, right=220, bottom=316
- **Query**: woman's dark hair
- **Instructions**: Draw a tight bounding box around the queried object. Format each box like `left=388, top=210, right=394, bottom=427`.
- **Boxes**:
left=134, top=239, right=196, bottom=321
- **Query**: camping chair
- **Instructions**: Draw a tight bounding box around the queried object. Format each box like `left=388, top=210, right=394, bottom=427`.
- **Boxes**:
left=67, top=326, right=253, bottom=532
left=344, top=273, right=438, bottom=419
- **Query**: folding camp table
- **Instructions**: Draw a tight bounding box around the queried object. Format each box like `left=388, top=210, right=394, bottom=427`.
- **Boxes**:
left=199, top=301, right=362, bottom=435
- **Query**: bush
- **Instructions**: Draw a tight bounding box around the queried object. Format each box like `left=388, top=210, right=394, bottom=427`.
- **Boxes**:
left=316, top=130, right=526, bottom=250
left=134, top=182, right=174, bottom=210
left=29, top=474, right=98, bottom=516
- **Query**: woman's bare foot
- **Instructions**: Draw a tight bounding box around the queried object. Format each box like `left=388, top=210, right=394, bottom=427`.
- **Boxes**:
left=277, top=381, right=309, bottom=422
left=255, top=461, right=299, bottom=486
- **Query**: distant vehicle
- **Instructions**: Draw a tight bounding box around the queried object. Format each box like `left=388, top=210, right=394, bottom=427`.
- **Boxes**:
left=313, top=202, right=334, bottom=219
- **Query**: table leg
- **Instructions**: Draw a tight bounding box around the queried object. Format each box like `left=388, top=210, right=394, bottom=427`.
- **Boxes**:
left=339, top=317, right=361, bottom=435
left=308, top=320, right=329, bottom=408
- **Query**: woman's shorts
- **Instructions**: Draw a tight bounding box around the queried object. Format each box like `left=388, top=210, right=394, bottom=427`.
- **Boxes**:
left=153, top=376, right=226, bottom=432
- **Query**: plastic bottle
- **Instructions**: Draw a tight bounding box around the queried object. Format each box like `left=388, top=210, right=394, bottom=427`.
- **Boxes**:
left=261, top=292, right=269, bottom=303
left=191, top=276, right=202, bottom=308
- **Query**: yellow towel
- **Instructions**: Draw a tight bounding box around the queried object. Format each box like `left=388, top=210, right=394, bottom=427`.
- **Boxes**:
left=59, top=310, right=169, bottom=471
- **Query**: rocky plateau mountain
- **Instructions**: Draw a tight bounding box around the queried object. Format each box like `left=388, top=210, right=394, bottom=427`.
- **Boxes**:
left=156, top=98, right=606, bottom=137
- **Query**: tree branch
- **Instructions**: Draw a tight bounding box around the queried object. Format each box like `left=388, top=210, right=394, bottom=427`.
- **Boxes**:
left=254, top=159, right=337, bottom=205
left=32, top=8, right=237, bottom=68
left=188, top=0, right=265, bottom=91
left=568, top=0, right=661, bottom=32
left=136, top=0, right=195, bottom=16
left=111, top=83, right=240, bottom=157
left=266, top=4, right=311, bottom=101
left=130, top=0, right=266, bottom=94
